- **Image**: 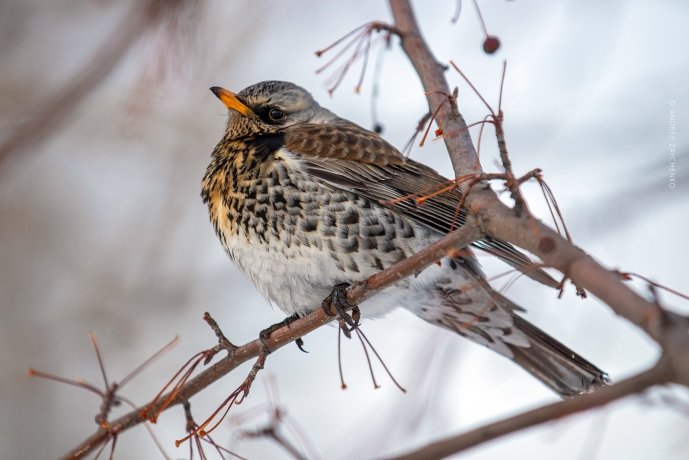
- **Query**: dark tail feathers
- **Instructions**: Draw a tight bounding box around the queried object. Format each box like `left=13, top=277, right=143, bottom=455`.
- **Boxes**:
left=510, top=315, right=610, bottom=397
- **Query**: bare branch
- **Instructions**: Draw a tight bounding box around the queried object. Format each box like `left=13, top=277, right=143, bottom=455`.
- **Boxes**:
left=389, top=0, right=482, bottom=178
left=388, top=359, right=674, bottom=460
left=384, top=1, right=689, bottom=457
left=61, top=222, right=482, bottom=459
left=469, top=187, right=689, bottom=359
left=387, top=0, right=689, bottom=383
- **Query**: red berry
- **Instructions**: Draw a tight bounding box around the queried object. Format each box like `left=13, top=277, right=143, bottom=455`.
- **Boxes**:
left=483, top=36, right=500, bottom=54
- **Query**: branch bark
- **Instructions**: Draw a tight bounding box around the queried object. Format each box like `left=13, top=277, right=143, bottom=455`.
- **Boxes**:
left=389, top=0, right=482, bottom=178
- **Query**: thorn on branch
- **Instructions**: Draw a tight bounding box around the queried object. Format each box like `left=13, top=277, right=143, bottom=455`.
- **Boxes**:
left=556, top=273, right=587, bottom=299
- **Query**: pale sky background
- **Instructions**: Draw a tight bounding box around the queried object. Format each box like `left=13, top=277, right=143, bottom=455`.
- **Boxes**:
left=1, top=1, right=688, bottom=459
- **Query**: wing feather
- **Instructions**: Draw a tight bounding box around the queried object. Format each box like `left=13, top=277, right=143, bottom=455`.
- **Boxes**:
left=283, top=123, right=558, bottom=288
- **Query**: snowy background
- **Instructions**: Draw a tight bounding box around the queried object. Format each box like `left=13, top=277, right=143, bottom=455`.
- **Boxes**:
left=1, top=0, right=688, bottom=459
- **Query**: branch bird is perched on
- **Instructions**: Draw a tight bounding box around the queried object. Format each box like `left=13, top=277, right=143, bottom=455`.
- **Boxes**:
left=202, top=80, right=609, bottom=397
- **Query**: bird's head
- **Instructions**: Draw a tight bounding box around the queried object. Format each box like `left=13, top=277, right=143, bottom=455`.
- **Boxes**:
left=210, top=81, right=338, bottom=139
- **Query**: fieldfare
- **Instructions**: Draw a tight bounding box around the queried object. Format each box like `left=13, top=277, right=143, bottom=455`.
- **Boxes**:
left=202, top=81, right=609, bottom=396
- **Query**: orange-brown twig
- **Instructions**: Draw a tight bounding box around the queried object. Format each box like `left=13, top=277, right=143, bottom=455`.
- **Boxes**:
left=315, top=21, right=401, bottom=95
left=142, top=313, right=235, bottom=423
left=30, top=334, right=177, bottom=459
left=182, top=400, right=247, bottom=460
left=176, top=350, right=268, bottom=447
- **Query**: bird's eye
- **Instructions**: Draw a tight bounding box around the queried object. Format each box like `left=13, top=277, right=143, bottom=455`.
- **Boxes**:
left=268, top=108, right=284, bottom=121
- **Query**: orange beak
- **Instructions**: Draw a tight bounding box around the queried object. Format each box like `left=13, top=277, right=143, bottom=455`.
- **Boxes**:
left=210, top=86, right=254, bottom=117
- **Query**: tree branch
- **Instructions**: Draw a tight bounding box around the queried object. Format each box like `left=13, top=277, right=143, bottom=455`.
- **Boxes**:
left=388, top=358, right=675, bottom=460
left=466, top=187, right=689, bottom=385
left=386, top=0, right=689, bottom=457
left=387, top=0, right=689, bottom=384
left=389, top=0, right=482, bottom=178
left=62, top=222, right=483, bottom=459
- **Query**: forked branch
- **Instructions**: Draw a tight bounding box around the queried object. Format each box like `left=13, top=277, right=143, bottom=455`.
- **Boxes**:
left=387, top=0, right=689, bottom=457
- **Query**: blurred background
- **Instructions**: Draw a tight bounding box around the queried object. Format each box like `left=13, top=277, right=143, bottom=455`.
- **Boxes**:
left=1, top=0, right=688, bottom=459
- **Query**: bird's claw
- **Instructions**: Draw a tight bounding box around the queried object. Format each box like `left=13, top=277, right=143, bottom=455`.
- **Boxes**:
left=295, top=337, right=308, bottom=353
left=259, top=312, right=302, bottom=352
left=322, top=283, right=360, bottom=337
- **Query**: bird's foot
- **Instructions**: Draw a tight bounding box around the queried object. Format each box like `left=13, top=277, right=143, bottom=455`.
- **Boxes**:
left=321, top=283, right=360, bottom=338
left=259, top=313, right=307, bottom=353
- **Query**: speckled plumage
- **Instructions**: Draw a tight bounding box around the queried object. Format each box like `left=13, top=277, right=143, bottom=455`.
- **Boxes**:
left=202, top=81, right=609, bottom=396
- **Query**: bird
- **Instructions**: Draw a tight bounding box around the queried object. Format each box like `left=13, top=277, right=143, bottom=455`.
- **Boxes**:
left=202, top=80, right=609, bottom=397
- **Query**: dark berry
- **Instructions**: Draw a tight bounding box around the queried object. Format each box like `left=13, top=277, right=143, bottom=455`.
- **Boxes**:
left=483, top=36, right=500, bottom=54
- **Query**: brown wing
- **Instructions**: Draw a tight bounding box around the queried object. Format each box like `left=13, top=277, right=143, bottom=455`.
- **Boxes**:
left=283, top=122, right=406, bottom=166
left=283, top=123, right=559, bottom=288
